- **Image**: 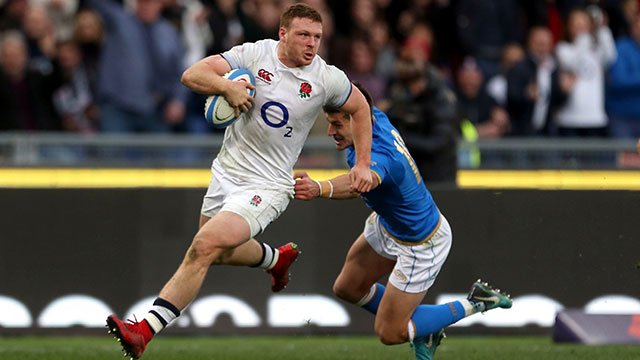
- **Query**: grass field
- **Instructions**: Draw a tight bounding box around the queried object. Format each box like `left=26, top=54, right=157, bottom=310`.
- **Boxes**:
left=0, top=335, right=638, bottom=360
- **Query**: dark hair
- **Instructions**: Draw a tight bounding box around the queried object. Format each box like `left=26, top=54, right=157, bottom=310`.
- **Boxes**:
left=280, top=3, right=322, bottom=29
left=323, top=81, right=374, bottom=120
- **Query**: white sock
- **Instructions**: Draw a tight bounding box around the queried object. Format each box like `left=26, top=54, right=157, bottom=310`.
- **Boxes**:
left=144, top=298, right=181, bottom=334
left=407, top=320, right=416, bottom=342
left=460, top=298, right=486, bottom=316
left=254, top=243, right=278, bottom=270
left=355, top=284, right=377, bottom=307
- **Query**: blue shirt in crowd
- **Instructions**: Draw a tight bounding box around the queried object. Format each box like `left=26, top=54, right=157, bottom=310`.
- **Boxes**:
left=86, top=0, right=187, bottom=115
left=606, top=36, right=640, bottom=117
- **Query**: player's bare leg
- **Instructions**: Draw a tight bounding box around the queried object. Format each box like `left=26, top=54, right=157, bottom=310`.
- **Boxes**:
left=159, top=211, right=253, bottom=309
left=376, top=285, right=427, bottom=344
left=334, top=237, right=435, bottom=345
left=200, top=214, right=300, bottom=292
left=334, top=233, right=513, bottom=360
left=107, top=210, right=299, bottom=358
left=333, top=234, right=443, bottom=356
left=376, top=286, right=444, bottom=360
left=107, top=211, right=255, bottom=359
left=333, top=233, right=395, bottom=304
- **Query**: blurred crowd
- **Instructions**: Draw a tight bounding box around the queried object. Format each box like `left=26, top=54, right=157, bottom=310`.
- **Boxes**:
left=0, top=0, right=639, bottom=146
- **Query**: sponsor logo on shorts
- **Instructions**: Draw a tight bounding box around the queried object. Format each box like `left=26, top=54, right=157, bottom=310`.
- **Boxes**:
left=250, top=195, right=262, bottom=207
left=393, top=269, right=407, bottom=282
left=367, top=213, right=377, bottom=224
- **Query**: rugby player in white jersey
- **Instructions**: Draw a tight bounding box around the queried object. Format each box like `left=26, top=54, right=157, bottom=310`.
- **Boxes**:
left=105, top=4, right=374, bottom=359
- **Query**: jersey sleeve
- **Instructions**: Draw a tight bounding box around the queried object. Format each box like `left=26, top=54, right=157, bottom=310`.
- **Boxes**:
left=369, top=151, right=391, bottom=186
left=220, top=41, right=261, bottom=69
left=323, top=65, right=352, bottom=108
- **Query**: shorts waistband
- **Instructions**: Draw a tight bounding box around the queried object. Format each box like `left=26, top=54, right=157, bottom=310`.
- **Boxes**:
left=380, top=213, right=442, bottom=246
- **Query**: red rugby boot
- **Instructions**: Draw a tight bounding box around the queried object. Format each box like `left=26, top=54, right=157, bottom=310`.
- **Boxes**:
left=106, top=315, right=154, bottom=359
left=267, top=242, right=300, bottom=292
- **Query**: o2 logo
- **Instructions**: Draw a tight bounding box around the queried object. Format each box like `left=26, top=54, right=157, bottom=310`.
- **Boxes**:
left=261, top=101, right=293, bottom=138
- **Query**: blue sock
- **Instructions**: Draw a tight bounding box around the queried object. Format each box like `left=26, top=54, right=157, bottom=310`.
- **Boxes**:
left=411, top=301, right=466, bottom=338
left=359, top=283, right=385, bottom=314
left=357, top=283, right=467, bottom=339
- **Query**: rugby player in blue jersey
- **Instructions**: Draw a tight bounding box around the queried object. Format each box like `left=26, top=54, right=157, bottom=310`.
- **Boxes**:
left=294, top=82, right=512, bottom=360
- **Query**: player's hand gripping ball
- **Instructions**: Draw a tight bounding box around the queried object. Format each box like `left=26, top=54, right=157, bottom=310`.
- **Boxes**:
left=204, top=68, right=256, bottom=129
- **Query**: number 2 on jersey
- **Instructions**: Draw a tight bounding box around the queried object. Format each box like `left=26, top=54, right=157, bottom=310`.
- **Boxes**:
left=261, top=101, right=293, bottom=137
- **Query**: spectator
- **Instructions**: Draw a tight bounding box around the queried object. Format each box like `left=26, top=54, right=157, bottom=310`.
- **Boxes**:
left=606, top=14, right=640, bottom=138
left=21, top=4, right=56, bottom=75
left=0, top=30, right=60, bottom=131
left=72, top=8, right=103, bottom=97
left=331, top=0, right=376, bottom=39
left=455, top=0, right=524, bottom=78
left=392, top=0, right=458, bottom=69
left=344, top=37, right=387, bottom=105
left=386, top=23, right=459, bottom=186
left=0, top=0, right=28, bottom=32
left=329, top=0, right=374, bottom=67
left=30, top=0, right=79, bottom=40
left=202, top=0, right=242, bottom=56
left=238, top=0, right=282, bottom=42
left=486, top=42, right=525, bottom=107
left=507, top=26, right=574, bottom=136
left=85, top=0, right=188, bottom=133
left=369, top=17, right=397, bottom=86
left=349, top=0, right=377, bottom=36
left=554, top=6, right=617, bottom=137
left=52, top=39, right=97, bottom=133
left=455, top=56, right=509, bottom=139
left=398, top=20, right=433, bottom=64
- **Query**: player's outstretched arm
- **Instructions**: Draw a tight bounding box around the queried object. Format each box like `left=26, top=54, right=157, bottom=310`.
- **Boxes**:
left=294, top=172, right=379, bottom=201
left=338, top=85, right=373, bottom=193
left=181, top=55, right=255, bottom=115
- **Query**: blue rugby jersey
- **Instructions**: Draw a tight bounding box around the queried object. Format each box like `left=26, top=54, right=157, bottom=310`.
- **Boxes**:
left=347, top=107, right=441, bottom=244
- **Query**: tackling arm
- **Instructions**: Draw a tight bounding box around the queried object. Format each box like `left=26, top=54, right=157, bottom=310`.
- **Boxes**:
left=338, top=85, right=374, bottom=193
left=293, top=172, right=380, bottom=201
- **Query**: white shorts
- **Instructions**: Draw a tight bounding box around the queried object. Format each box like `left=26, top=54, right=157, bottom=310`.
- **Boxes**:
left=201, top=160, right=292, bottom=238
left=363, top=212, right=452, bottom=294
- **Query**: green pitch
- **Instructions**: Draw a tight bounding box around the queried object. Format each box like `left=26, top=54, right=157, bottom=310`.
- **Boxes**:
left=0, top=335, right=638, bottom=360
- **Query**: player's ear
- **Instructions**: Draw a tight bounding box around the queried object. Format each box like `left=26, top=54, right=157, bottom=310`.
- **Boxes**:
left=278, top=27, right=287, bottom=40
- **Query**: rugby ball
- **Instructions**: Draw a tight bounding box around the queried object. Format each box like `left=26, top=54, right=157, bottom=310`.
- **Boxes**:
left=204, top=68, right=256, bottom=129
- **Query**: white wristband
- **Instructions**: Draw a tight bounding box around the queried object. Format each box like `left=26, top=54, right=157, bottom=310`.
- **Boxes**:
left=327, top=180, right=334, bottom=199
left=313, top=179, right=322, bottom=197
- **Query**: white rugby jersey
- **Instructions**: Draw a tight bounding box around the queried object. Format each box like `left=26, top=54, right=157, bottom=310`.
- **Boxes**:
left=217, top=39, right=351, bottom=191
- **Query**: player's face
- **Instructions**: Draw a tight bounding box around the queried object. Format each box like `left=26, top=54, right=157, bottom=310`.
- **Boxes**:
left=326, top=112, right=353, bottom=151
left=278, top=17, right=323, bottom=67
